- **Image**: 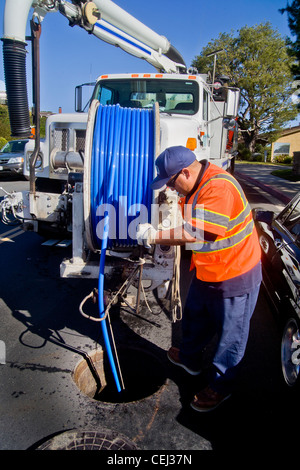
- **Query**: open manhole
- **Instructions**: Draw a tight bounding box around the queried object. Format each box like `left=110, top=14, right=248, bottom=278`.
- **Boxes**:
left=73, top=347, right=166, bottom=403
left=35, top=429, right=139, bottom=450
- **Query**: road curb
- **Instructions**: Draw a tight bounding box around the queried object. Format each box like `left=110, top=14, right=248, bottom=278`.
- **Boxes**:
left=235, top=171, right=291, bottom=205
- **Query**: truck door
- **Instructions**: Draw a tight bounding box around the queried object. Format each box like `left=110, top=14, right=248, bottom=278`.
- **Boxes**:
left=201, top=87, right=210, bottom=158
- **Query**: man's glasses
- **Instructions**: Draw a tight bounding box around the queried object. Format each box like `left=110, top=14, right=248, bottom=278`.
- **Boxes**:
left=167, top=170, right=182, bottom=188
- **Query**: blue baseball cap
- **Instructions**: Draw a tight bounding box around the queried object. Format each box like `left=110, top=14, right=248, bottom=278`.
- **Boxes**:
left=151, top=146, right=196, bottom=190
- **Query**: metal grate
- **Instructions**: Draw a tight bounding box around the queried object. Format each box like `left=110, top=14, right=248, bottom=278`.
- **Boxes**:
left=35, top=429, right=139, bottom=450
left=75, top=129, right=86, bottom=152
left=53, top=128, right=69, bottom=151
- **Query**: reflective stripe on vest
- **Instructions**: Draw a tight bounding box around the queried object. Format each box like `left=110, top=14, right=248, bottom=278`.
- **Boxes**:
left=190, top=173, right=254, bottom=253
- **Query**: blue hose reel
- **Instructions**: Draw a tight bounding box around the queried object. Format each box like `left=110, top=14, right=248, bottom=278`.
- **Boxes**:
left=89, top=104, right=156, bottom=391
left=91, top=104, right=155, bottom=249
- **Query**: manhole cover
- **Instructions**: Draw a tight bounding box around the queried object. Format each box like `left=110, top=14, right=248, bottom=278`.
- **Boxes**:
left=35, top=429, right=139, bottom=450
left=73, top=346, right=166, bottom=403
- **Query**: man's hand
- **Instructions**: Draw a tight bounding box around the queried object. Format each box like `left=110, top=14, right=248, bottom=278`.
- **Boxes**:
left=136, top=223, right=157, bottom=249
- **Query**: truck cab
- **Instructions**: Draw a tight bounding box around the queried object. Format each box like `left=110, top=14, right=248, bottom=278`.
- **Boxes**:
left=91, top=72, right=235, bottom=166
left=23, top=72, right=238, bottom=184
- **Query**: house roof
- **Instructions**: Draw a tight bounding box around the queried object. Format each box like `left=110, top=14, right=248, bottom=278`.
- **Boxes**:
left=279, top=125, right=300, bottom=137
left=238, top=124, right=300, bottom=145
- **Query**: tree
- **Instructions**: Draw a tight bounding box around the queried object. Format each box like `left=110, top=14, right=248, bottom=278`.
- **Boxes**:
left=0, top=104, right=47, bottom=141
left=280, top=1, right=300, bottom=79
left=192, top=23, right=298, bottom=153
left=0, top=105, right=12, bottom=142
left=280, top=1, right=300, bottom=107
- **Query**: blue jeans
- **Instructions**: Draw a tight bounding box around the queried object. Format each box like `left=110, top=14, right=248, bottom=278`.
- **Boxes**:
left=179, top=276, right=261, bottom=394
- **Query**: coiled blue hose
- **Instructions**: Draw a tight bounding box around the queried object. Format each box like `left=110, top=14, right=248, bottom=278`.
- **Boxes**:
left=90, top=104, right=155, bottom=391
left=91, top=104, right=154, bottom=249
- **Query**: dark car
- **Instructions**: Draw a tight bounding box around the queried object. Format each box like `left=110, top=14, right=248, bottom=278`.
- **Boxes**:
left=0, top=139, right=28, bottom=176
left=253, top=193, right=300, bottom=387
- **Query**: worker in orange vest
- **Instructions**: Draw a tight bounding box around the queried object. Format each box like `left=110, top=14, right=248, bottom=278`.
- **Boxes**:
left=136, top=146, right=262, bottom=412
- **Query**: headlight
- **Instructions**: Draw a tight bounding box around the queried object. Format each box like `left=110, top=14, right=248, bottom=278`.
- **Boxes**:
left=8, top=157, right=24, bottom=164
left=26, top=152, right=43, bottom=170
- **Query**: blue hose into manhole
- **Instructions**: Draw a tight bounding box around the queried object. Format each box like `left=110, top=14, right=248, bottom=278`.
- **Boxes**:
left=90, top=104, right=155, bottom=391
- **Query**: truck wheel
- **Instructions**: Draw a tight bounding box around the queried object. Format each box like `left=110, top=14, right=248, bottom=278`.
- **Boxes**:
left=281, top=316, right=300, bottom=387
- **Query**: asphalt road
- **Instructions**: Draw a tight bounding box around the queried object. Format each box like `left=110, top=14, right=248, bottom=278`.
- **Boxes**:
left=0, top=166, right=299, bottom=454
left=236, top=162, right=300, bottom=202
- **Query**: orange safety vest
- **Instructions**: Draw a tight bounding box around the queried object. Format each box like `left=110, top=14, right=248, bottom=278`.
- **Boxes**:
left=179, top=162, right=261, bottom=282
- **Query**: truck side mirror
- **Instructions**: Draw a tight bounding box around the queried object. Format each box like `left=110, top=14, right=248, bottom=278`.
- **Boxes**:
left=222, top=117, right=236, bottom=130
left=75, top=86, right=83, bottom=113
left=225, top=89, right=240, bottom=117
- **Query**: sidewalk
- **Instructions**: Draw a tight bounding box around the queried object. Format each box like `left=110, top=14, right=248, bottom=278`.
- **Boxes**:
left=235, top=162, right=300, bottom=204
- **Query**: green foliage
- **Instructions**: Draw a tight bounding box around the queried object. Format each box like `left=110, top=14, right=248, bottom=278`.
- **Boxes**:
left=0, top=104, right=47, bottom=141
left=0, top=137, right=7, bottom=149
left=237, top=143, right=252, bottom=160
left=271, top=168, right=300, bottom=181
left=192, top=23, right=298, bottom=152
left=40, top=116, right=46, bottom=138
left=0, top=105, right=12, bottom=141
left=280, top=1, right=300, bottom=108
left=237, top=142, right=271, bottom=162
left=274, top=155, right=293, bottom=164
left=280, top=1, right=300, bottom=80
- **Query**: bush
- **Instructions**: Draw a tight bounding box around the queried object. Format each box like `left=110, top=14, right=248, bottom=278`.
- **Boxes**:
left=237, top=144, right=252, bottom=160
left=237, top=143, right=271, bottom=162
left=274, top=154, right=292, bottom=164
left=0, top=137, right=7, bottom=150
left=251, top=153, right=263, bottom=162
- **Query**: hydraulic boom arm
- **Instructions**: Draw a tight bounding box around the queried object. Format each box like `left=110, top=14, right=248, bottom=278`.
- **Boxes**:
left=2, top=0, right=186, bottom=136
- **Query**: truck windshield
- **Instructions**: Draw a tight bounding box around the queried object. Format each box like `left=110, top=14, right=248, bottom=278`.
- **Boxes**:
left=92, top=79, right=199, bottom=115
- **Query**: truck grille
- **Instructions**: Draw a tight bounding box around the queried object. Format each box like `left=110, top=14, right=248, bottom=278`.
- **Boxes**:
left=75, top=129, right=86, bottom=152
left=53, top=128, right=69, bottom=151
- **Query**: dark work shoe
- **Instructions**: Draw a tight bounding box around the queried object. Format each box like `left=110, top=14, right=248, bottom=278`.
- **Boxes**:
left=190, top=386, right=231, bottom=412
left=167, top=347, right=201, bottom=376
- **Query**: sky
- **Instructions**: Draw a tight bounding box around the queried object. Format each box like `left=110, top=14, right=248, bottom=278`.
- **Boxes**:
left=0, top=0, right=295, bottom=114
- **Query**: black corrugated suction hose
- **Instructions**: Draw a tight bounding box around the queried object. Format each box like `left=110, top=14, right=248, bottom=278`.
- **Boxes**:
left=2, top=38, right=31, bottom=137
